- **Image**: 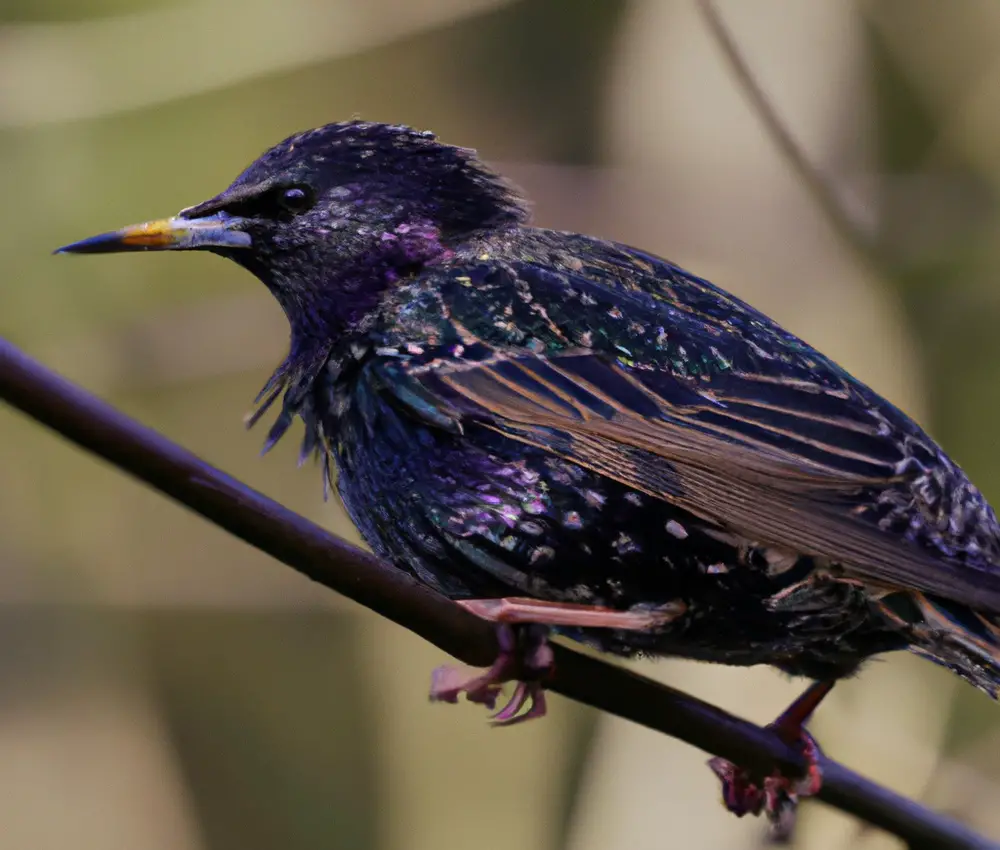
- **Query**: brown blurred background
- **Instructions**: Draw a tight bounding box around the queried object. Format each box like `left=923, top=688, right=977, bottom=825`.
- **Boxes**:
left=1, top=1, right=1000, bottom=848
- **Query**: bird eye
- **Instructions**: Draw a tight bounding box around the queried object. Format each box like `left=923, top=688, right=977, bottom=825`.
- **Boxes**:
left=278, top=186, right=314, bottom=215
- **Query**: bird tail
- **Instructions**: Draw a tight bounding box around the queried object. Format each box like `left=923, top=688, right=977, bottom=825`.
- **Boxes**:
left=874, top=591, right=1000, bottom=699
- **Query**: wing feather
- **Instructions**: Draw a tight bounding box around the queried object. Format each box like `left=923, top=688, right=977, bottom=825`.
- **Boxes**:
left=383, top=349, right=1000, bottom=611
left=371, top=249, right=1000, bottom=612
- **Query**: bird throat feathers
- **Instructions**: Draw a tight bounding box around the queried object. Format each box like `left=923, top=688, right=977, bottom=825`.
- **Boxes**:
left=260, top=218, right=455, bottom=346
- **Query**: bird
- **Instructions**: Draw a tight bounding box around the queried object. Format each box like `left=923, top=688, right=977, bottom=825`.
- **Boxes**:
left=57, top=120, right=1000, bottom=824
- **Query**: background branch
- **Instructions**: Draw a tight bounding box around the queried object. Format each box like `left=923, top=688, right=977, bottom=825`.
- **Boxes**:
left=697, top=0, right=886, bottom=268
left=0, top=337, right=996, bottom=849
left=655, top=6, right=1000, bottom=845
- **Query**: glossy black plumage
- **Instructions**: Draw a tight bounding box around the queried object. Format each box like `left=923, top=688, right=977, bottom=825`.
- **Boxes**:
left=56, top=120, right=1000, bottom=824
left=59, top=122, right=1000, bottom=699
left=270, top=222, right=1000, bottom=689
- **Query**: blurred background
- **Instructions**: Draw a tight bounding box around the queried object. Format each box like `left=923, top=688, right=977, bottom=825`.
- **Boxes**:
left=1, top=0, right=999, bottom=847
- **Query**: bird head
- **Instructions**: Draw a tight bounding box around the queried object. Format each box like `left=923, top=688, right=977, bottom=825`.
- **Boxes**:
left=57, top=121, right=528, bottom=340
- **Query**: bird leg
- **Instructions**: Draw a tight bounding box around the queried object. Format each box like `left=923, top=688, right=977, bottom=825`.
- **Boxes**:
left=457, top=597, right=687, bottom=629
left=430, top=597, right=686, bottom=725
left=707, top=679, right=834, bottom=834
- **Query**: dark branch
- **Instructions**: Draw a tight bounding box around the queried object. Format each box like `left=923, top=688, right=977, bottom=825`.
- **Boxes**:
left=697, top=0, right=886, bottom=268
left=0, top=336, right=994, bottom=850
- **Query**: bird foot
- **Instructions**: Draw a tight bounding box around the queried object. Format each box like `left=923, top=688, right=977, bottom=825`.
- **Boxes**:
left=429, top=623, right=554, bottom=726
left=430, top=596, right=685, bottom=725
left=706, top=680, right=833, bottom=837
left=707, top=729, right=822, bottom=836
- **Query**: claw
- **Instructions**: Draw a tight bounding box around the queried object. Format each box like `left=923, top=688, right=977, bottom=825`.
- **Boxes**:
left=489, top=681, right=548, bottom=726
left=708, top=729, right=822, bottom=827
left=429, top=623, right=554, bottom=725
left=706, top=680, right=833, bottom=836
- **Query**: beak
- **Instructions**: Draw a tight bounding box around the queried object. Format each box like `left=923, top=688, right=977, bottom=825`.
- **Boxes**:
left=54, top=211, right=252, bottom=255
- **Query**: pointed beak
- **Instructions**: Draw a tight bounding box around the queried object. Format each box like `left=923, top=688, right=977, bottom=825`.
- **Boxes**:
left=54, top=211, right=252, bottom=255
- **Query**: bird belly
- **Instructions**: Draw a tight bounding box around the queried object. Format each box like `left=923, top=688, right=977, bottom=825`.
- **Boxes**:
left=332, top=409, right=904, bottom=677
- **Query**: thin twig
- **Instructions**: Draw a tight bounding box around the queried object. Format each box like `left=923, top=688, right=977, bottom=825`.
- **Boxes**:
left=1, top=338, right=996, bottom=848
left=696, top=0, right=885, bottom=267
left=692, top=4, right=996, bottom=844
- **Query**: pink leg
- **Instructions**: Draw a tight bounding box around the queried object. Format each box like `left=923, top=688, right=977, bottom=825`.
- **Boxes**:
left=430, top=597, right=686, bottom=726
left=707, top=680, right=833, bottom=835
left=457, top=597, right=686, bottom=630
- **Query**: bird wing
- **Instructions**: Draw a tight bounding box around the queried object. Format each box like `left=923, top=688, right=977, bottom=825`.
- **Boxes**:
left=373, top=251, right=1000, bottom=612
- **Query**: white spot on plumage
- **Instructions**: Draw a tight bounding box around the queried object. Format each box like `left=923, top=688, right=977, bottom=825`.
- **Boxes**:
left=530, top=545, right=555, bottom=564
left=613, top=532, right=640, bottom=555
left=665, top=520, right=688, bottom=540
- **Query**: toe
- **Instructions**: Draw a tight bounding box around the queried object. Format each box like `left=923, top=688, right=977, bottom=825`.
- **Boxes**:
left=429, top=664, right=502, bottom=709
left=489, top=682, right=548, bottom=726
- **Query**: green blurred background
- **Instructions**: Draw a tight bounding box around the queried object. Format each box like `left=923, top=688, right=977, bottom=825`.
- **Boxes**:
left=1, top=1, right=999, bottom=848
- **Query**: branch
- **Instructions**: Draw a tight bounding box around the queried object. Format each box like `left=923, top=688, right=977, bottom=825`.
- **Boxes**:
left=696, top=0, right=886, bottom=269
left=0, top=336, right=995, bottom=850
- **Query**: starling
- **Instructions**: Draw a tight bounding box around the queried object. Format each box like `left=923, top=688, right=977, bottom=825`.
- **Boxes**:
left=57, top=121, right=1000, bottom=823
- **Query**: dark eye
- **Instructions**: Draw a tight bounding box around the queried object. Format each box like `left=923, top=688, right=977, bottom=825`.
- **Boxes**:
left=218, top=185, right=315, bottom=220
left=278, top=186, right=314, bottom=215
